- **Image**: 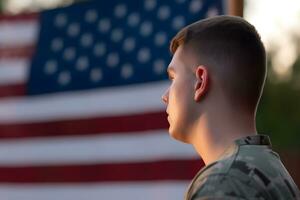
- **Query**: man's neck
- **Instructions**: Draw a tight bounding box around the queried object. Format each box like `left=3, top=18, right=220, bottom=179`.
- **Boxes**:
left=191, top=112, right=257, bottom=165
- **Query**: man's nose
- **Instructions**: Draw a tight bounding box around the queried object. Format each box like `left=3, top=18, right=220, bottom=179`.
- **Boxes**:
left=161, top=88, right=169, bottom=105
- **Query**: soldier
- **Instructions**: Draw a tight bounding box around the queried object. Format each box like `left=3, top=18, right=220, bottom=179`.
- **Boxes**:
left=162, top=15, right=300, bottom=199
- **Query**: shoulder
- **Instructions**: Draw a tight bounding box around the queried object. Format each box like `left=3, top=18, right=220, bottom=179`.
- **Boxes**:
left=188, top=147, right=266, bottom=200
left=187, top=157, right=256, bottom=200
left=197, top=152, right=237, bottom=178
left=189, top=146, right=300, bottom=200
left=190, top=173, right=261, bottom=200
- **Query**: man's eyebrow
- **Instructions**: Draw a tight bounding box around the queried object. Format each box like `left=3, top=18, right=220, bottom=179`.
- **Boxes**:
left=167, top=66, right=175, bottom=74
left=167, top=67, right=175, bottom=80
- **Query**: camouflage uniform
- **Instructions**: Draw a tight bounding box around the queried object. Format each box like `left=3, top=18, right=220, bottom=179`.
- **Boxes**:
left=185, top=135, right=300, bottom=200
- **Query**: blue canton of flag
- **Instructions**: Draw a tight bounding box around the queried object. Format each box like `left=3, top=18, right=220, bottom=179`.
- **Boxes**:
left=28, top=0, right=224, bottom=95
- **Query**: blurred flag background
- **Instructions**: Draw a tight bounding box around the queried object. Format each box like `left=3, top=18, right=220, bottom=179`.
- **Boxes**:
left=0, top=0, right=299, bottom=199
left=0, top=0, right=224, bottom=199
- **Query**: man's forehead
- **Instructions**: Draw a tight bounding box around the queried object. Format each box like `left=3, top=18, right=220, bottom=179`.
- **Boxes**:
left=167, top=47, right=190, bottom=72
left=169, top=45, right=199, bottom=71
left=168, top=48, right=184, bottom=71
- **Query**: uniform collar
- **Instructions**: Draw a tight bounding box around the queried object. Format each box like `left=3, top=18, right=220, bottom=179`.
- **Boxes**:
left=234, top=134, right=272, bottom=146
left=219, top=134, right=272, bottom=160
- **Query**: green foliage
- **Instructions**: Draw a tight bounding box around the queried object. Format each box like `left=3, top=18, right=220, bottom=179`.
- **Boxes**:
left=257, top=57, right=300, bottom=150
left=0, top=0, right=3, bottom=13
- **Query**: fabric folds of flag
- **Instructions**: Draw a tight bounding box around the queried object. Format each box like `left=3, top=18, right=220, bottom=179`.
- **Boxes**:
left=0, top=0, right=224, bottom=199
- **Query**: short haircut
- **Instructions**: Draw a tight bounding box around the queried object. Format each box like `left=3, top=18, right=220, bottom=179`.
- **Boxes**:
left=170, top=15, right=267, bottom=112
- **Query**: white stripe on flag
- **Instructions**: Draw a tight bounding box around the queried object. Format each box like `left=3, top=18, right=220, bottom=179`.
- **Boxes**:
left=0, top=130, right=197, bottom=165
left=0, top=21, right=38, bottom=46
left=0, top=59, right=28, bottom=85
left=0, top=81, right=169, bottom=123
left=0, top=181, right=189, bottom=200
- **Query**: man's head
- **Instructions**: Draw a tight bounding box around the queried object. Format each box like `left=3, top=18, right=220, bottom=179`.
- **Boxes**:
left=162, top=15, right=266, bottom=142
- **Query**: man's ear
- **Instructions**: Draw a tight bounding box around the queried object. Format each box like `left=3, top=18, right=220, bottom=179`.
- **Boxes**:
left=194, top=65, right=209, bottom=102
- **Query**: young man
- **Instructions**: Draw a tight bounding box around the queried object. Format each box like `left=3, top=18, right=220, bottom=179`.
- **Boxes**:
left=162, top=16, right=299, bottom=200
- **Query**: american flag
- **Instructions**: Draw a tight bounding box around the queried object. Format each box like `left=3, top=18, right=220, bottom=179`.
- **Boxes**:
left=0, top=0, right=224, bottom=199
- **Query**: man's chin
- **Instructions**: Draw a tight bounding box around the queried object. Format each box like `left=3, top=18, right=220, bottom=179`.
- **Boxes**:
left=168, top=128, right=190, bottom=144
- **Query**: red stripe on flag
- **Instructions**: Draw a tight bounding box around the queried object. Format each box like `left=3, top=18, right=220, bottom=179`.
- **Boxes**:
left=0, top=13, right=38, bottom=22
left=0, top=159, right=204, bottom=183
left=0, top=111, right=168, bottom=139
left=0, top=83, right=26, bottom=98
left=0, top=45, right=35, bottom=59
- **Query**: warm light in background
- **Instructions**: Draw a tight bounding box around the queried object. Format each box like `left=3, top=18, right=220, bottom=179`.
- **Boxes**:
left=245, top=0, right=300, bottom=80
